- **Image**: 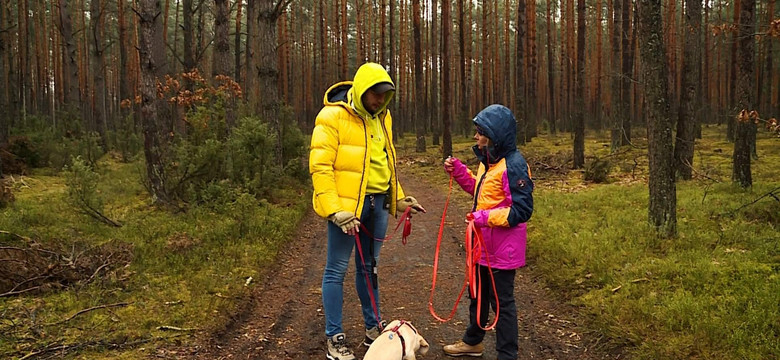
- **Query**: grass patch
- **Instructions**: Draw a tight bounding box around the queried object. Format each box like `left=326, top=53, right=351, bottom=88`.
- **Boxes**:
left=0, top=156, right=311, bottom=359
left=397, top=126, right=779, bottom=360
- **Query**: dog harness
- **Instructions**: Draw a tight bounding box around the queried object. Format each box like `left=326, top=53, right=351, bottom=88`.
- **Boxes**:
left=380, top=320, right=417, bottom=358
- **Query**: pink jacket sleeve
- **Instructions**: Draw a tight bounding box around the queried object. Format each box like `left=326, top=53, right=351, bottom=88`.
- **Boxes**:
left=450, top=158, right=477, bottom=195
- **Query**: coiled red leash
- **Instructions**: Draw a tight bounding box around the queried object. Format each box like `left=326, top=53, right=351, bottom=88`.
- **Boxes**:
left=428, top=175, right=500, bottom=331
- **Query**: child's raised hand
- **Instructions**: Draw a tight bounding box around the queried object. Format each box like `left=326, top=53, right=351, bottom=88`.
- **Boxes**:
left=443, top=156, right=456, bottom=174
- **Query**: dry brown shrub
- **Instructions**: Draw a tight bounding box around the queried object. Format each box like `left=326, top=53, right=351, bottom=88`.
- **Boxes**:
left=0, top=235, right=134, bottom=297
left=165, top=232, right=201, bottom=253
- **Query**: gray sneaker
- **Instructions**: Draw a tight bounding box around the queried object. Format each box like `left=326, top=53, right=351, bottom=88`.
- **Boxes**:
left=326, top=333, right=355, bottom=360
left=363, top=320, right=388, bottom=347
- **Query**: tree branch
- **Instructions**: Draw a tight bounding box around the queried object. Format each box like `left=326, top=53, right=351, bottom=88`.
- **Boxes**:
left=45, top=302, right=131, bottom=326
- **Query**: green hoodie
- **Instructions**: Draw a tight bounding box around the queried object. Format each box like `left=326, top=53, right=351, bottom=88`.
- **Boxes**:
left=347, top=63, right=396, bottom=194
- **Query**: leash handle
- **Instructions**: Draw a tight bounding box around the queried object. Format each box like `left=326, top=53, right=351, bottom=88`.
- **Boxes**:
left=359, top=206, right=412, bottom=244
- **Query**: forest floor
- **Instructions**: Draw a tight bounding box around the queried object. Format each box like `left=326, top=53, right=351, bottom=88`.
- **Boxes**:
left=167, top=172, right=626, bottom=360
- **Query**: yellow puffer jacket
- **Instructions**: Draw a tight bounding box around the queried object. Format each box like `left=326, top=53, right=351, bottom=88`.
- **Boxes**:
left=309, top=63, right=406, bottom=219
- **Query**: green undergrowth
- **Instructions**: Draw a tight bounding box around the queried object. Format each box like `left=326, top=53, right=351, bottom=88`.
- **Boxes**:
left=0, top=156, right=311, bottom=359
left=396, top=126, right=779, bottom=360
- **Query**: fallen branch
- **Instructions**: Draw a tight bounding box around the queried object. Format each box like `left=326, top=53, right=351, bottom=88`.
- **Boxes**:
left=17, top=336, right=156, bottom=360
left=45, top=302, right=131, bottom=326
left=157, top=325, right=198, bottom=331
left=723, top=186, right=780, bottom=217
left=0, top=230, right=32, bottom=242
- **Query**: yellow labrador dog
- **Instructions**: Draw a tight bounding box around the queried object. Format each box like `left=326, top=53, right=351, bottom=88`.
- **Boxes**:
left=364, top=320, right=429, bottom=360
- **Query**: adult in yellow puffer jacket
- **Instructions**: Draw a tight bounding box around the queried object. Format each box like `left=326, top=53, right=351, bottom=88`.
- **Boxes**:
left=309, top=62, right=426, bottom=360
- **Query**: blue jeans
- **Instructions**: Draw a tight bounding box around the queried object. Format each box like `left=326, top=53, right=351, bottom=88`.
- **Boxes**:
left=322, top=194, right=389, bottom=337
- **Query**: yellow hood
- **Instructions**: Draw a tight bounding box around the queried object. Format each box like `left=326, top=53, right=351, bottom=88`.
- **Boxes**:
left=347, top=63, right=395, bottom=118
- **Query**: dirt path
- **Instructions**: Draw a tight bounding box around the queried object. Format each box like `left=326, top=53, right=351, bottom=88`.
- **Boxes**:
left=176, top=173, right=621, bottom=360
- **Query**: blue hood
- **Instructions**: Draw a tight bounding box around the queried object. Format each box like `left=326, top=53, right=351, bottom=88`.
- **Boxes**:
left=472, top=104, right=517, bottom=163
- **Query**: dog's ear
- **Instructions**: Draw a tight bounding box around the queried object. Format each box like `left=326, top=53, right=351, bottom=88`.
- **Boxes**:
left=417, top=335, right=429, bottom=355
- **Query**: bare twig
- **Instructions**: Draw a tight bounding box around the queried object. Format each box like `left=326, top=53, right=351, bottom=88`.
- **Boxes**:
left=0, top=230, right=32, bottom=242
left=157, top=325, right=197, bottom=331
left=723, top=186, right=780, bottom=216
left=45, top=302, right=131, bottom=326
left=0, top=285, right=43, bottom=298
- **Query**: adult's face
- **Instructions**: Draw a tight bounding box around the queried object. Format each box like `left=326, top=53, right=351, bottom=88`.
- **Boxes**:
left=362, top=88, right=387, bottom=114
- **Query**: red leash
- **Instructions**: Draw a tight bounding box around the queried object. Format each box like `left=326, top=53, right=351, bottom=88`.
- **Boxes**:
left=354, top=206, right=414, bottom=327
left=428, top=176, right=500, bottom=331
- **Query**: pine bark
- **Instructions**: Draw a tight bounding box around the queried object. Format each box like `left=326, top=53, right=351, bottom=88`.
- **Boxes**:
left=257, top=0, right=289, bottom=165
left=573, top=0, right=585, bottom=168
left=59, top=0, right=81, bottom=110
left=546, top=0, right=556, bottom=134
left=621, top=0, right=632, bottom=142
left=413, top=0, right=425, bottom=152
left=442, top=0, right=452, bottom=158
left=727, top=0, right=741, bottom=142
left=638, top=0, right=677, bottom=236
left=0, top=2, right=7, bottom=143
left=516, top=0, right=527, bottom=145
left=732, top=0, right=756, bottom=187
left=213, top=0, right=234, bottom=130
left=235, top=1, right=243, bottom=82
left=528, top=0, right=538, bottom=139
left=611, top=0, right=623, bottom=150
left=245, top=0, right=256, bottom=95
left=138, top=0, right=171, bottom=204
left=90, top=0, right=107, bottom=144
left=674, top=0, right=702, bottom=180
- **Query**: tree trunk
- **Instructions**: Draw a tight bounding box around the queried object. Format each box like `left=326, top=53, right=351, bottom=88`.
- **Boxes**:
left=515, top=0, right=527, bottom=145
left=595, top=0, right=603, bottom=131
left=674, top=0, right=702, bottom=180
left=528, top=0, right=538, bottom=139
left=118, top=0, right=132, bottom=125
left=763, top=0, right=775, bottom=116
left=621, top=0, right=632, bottom=143
left=638, top=0, right=677, bottom=237
left=342, top=0, right=348, bottom=80
left=732, top=0, right=756, bottom=187
left=546, top=0, right=556, bottom=134
left=138, top=0, right=171, bottom=204
left=59, top=0, right=81, bottom=111
left=213, top=0, right=234, bottom=130
left=458, top=0, right=468, bottom=125
left=257, top=0, right=288, bottom=166
left=573, top=0, right=585, bottom=169
left=412, top=0, right=425, bottom=152
left=90, top=0, right=107, bottom=147
left=245, top=0, right=256, bottom=98
left=381, top=0, right=387, bottom=65
left=235, top=0, right=243, bottom=82
left=318, top=0, right=326, bottom=88
left=442, top=0, right=452, bottom=158
left=0, top=2, right=7, bottom=143
left=611, top=0, right=623, bottom=150
left=727, top=0, right=741, bottom=142
left=431, top=0, right=440, bottom=147
left=183, top=0, right=195, bottom=73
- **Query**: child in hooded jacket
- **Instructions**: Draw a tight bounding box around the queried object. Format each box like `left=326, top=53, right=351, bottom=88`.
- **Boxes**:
left=442, top=104, right=534, bottom=360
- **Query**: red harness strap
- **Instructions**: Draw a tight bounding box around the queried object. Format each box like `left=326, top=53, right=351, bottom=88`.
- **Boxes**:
left=380, top=320, right=417, bottom=358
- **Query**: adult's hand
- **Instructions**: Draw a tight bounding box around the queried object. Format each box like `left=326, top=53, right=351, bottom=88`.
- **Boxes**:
left=397, top=196, right=426, bottom=215
left=328, top=211, right=361, bottom=235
